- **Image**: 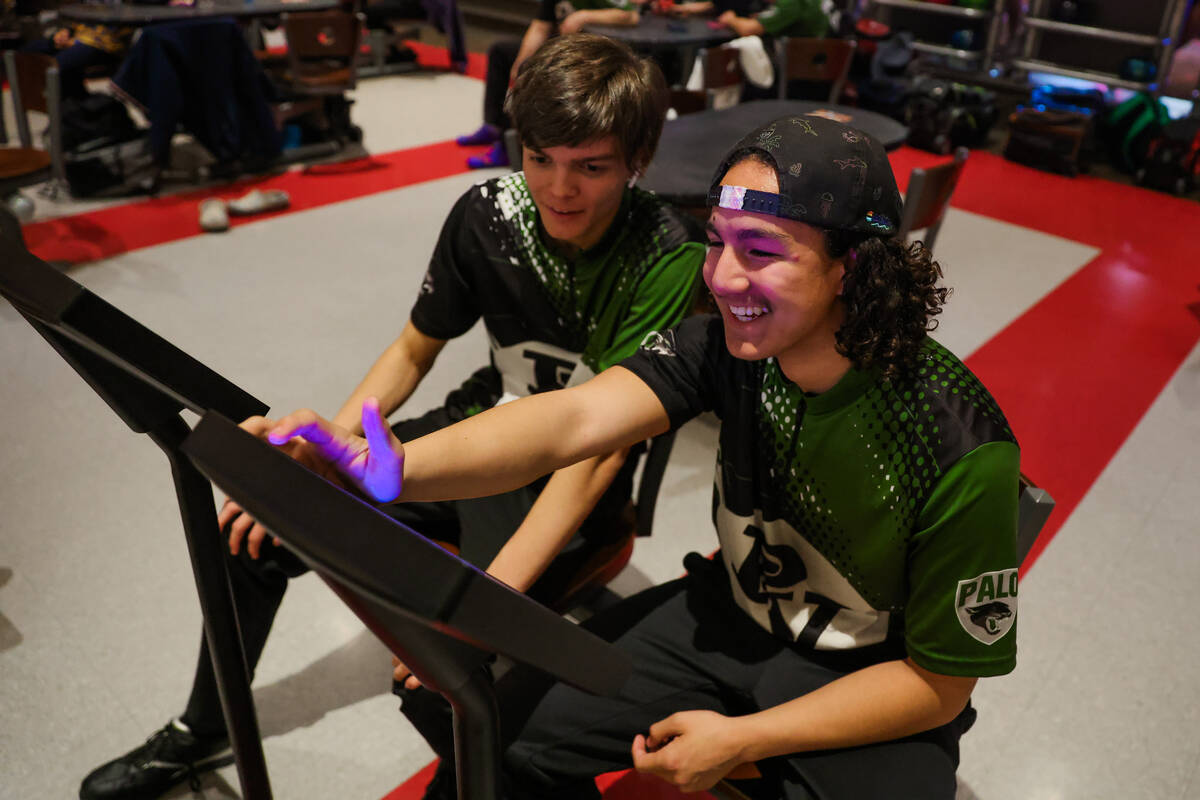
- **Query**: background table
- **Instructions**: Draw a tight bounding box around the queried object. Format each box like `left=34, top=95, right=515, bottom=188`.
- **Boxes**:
left=640, top=99, right=910, bottom=206
left=584, top=14, right=734, bottom=52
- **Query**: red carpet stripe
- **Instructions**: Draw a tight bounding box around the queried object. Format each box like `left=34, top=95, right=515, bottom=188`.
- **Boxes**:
left=404, top=39, right=488, bottom=80
left=23, top=138, right=489, bottom=264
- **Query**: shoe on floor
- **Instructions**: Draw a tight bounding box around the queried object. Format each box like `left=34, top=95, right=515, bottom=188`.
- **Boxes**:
left=198, top=198, right=229, bottom=232
left=466, top=140, right=509, bottom=170
left=79, top=718, right=231, bottom=800
left=455, top=123, right=501, bottom=147
left=227, top=188, right=290, bottom=216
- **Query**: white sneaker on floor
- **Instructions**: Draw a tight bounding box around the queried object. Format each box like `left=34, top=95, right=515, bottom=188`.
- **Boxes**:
left=227, top=189, right=290, bottom=216
left=199, top=199, right=229, bottom=232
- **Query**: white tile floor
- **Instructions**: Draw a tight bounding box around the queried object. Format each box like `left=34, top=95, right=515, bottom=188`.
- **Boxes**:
left=2, top=60, right=1199, bottom=800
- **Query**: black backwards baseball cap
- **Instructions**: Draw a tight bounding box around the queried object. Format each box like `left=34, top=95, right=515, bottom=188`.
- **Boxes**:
left=706, top=114, right=903, bottom=237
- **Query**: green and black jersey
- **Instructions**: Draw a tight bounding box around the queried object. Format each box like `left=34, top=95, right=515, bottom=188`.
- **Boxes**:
left=623, top=315, right=1020, bottom=678
left=410, top=173, right=704, bottom=404
left=757, top=0, right=830, bottom=37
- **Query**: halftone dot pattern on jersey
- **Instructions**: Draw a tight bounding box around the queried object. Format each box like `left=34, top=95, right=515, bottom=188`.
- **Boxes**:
left=486, top=173, right=697, bottom=370
left=488, top=174, right=581, bottom=332
left=752, top=340, right=1016, bottom=611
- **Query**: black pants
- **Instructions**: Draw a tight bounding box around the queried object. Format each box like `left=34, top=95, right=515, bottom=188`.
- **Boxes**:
left=181, top=367, right=634, bottom=737
left=410, top=554, right=968, bottom=800
left=483, top=38, right=521, bottom=130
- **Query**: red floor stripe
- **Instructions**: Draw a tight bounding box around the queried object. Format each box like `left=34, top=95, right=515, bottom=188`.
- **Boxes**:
left=380, top=759, right=441, bottom=800
left=23, top=138, right=489, bottom=264
left=404, top=39, right=488, bottom=80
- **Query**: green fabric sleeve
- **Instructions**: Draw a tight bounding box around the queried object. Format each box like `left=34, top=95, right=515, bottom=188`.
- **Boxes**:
left=905, top=441, right=1021, bottom=677
left=594, top=242, right=705, bottom=372
left=757, top=0, right=829, bottom=37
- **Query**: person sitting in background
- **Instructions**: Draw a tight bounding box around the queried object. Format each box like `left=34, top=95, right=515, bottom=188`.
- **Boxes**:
left=659, top=0, right=762, bottom=18
left=716, top=0, right=829, bottom=38
left=455, top=0, right=639, bottom=169
left=77, top=33, right=704, bottom=800
left=21, top=22, right=132, bottom=99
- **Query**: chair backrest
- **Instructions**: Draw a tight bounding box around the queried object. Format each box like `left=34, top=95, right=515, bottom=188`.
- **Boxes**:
left=699, top=45, right=744, bottom=110
left=668, top=88, right=708, bottom=117
left=897, top=146, right=968, bottom=253
left=282, top=10, right=364, bottom=91
left=1017, top=473, right=1054, bottom=566
left=774, top=37, right=855, bottom=102
left=3, top=50, right=64, bottom=188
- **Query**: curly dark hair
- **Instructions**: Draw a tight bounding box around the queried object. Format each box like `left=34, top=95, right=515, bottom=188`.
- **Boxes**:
left=824, top=229, right=950, bottom=381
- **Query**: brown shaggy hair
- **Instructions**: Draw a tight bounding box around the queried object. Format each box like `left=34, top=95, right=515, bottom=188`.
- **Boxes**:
left=505, top=33, right=669, bottom=173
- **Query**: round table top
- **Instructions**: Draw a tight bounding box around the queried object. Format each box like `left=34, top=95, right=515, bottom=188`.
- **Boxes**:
left=640, top=100, right=910, bottom=206
left=584, top=15, right=734, bottom=50
left=0, top=147, right=51, bottom=180
left=59, top=0, right=339, bottom=25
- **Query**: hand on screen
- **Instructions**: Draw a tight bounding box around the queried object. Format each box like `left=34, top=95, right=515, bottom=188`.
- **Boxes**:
left=267, top=398, right=405, bottom=503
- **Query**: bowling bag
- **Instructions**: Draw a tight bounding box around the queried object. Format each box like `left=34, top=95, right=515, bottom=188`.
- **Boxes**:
left=1136, top=117, right=1200, bottom=196
left=904, top=78, right=997, bottom=154
left=1099, top=92, right=1170, bottom=173
left=1002, top=107, right=1092, bottom=177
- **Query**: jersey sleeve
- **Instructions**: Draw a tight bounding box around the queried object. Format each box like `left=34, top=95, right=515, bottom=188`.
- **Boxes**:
left=904, top=441, right=1021, bottom=677
left=618, top=314, right=723, bottom=430
left=409, top=188, right=485, bottom=341
left=757, top=0, right=828, bottom=37
left=592, top=241, right=705, bottom=372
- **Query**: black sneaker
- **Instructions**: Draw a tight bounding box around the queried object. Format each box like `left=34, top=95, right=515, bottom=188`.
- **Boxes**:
left=79, top=718, right=232, bottom=800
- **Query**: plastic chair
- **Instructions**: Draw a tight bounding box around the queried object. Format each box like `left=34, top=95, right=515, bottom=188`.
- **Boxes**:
left=773, top=36, right=856, bottom=102
left=670, top=45, right=745, bottom=116
left=3, top=50, right=65, bottom=198
left=897, top=146, right=968, bottom=254
left=273, top=9, right=366, bottom=143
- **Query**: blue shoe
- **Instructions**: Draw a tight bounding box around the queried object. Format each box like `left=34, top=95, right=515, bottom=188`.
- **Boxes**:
left=467, top=140, right=509, bottom=169
left=456, top=123, right=501, bottom=147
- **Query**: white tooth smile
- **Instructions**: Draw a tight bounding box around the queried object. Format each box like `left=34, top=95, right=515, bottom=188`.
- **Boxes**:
left=729, top=304, right=769, bottom=322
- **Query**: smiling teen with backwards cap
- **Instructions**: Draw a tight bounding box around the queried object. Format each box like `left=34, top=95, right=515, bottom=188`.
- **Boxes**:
left=250, top=115, right=1021, bottom=800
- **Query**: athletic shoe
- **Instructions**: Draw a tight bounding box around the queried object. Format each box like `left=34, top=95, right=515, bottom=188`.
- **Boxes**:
left=79, top=718, right=232, bottom=800
left=455, top=123, right=501, bottom=147
left=466, top=141, right=509, bottom=170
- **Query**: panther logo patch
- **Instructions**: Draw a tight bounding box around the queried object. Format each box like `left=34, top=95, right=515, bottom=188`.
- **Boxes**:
left=955, top=569, right=1017, bottom=644
left=640, top=330, right=677, bottom=357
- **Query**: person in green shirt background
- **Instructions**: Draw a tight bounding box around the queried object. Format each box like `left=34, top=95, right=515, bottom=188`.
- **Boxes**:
left=717, top=0, right=831, bottom=38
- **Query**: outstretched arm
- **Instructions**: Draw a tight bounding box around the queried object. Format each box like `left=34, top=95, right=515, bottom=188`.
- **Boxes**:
left=268, top=365, right=670, bottom=505
left=559, top=7, right=640, bottom=34
left=716, top=10, right=765, bottom=36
